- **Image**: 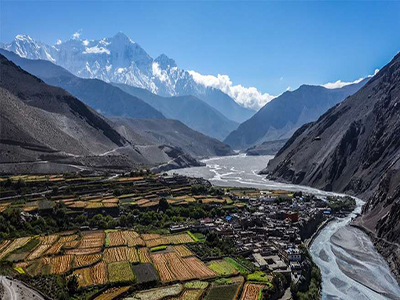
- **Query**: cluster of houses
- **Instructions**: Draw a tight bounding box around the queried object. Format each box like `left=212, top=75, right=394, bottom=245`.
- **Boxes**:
left=171, top=188, right=332, bottom=282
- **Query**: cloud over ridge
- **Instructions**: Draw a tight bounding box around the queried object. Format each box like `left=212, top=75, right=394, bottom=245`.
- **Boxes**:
left=188, top=70, right=275, bottom=110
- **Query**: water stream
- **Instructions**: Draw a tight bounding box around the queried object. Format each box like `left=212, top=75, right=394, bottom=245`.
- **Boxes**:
left=168, top=154, right=400, bottom=299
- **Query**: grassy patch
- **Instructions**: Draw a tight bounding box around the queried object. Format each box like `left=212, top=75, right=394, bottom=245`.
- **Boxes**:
left=247, top=271, right=272, bottom=287
left=184, top=280, right=209, bottom=289
left=150, top=245, right=167, bottom=252
left=224, top=257, right=249, bottom=275
left=214, top=278, right=233, bottom=285
left=207, top=260, right=238, bottom=276
left=204, top=283, right=240, bottom=300
left=192, top=232, right=206, bottom=243
left=186, top=231, right=199, bottom=242
left=13, top=238, right=39, bottom=254
left=14, top=267, right=25, bottom=274
left=107, top=261, right=135, bottom=283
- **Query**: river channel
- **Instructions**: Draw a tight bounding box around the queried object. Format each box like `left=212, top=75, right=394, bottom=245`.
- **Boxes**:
left=168, top=154, right=400, bottom=299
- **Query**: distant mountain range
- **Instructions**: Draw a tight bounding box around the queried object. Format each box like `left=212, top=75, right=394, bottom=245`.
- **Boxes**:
left=113, top=83, right=239, bottom=141
left=265, top=52, right=400, bottom=284
left=224, top=79, right=368, bottom=149
left=0, top=54, right=233, bottom=173
left=0, top=49, right=237, bottom=140
left=2, top=33, right=255, bottom=124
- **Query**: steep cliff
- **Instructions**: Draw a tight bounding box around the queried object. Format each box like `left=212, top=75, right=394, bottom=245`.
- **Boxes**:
left=265, top=52, right=400, bottom=281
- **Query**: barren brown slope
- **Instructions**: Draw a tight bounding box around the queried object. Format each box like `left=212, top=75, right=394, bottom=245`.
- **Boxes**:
left=265, top=52, right=400, bottom=281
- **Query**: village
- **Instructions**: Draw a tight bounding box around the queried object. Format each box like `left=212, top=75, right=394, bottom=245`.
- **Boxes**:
left=0, top=172, right=355, bottom=300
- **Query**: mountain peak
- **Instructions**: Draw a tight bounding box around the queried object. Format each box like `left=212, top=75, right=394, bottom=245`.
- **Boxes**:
left=112, top=32, right=134, bottom=44
left=155, top=54, right=177, bottom=69
left=15, top=34, right=33, bottom=42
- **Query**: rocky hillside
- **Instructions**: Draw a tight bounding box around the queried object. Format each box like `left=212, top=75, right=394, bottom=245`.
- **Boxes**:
left=224, top=80, right=367, bottom=149
left=0, top=54, right=203, bottom=173
left=113, top=83, right=239, bottom=140
left=265, top=52, right=400, bottom=282
left=112, top=118, right=234, bottom=158
left=0, top=49, right=165, bottom=120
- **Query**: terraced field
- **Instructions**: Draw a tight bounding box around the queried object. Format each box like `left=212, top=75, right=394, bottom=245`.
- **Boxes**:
left=207, top=260, right=239, bottom=276
left=73, top=253, right=102, bottom=268
left=94, top=286, right=131, bottom=300
left=151, top=252, right=216, bottom=283
left=107, top=261, right=135, bottom=283
left=173, top=245, right=193, bottom=257
left=73, top=261, right=108, bottom=287
left=239, top=283, right=265, bottom=300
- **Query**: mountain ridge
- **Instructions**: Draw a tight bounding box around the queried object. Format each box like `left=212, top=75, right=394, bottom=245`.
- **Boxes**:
left=2, top=33, right=255, bottom=123
left=265, top=52, right=400, bottom=282
left=224, top=79, right=368, bottom=149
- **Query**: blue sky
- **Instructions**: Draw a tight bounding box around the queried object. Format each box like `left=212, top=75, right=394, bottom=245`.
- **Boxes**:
left=2, top=0, right=400, bottom=97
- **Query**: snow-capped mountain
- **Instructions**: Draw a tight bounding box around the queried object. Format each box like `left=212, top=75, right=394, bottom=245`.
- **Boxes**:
left=2, top=33, right=255, bottom=123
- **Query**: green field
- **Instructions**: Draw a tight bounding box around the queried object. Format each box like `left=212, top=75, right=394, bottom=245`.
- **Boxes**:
left=204, top=284, right=240, bottom=300
left=107, top=261, right=135, bottom=283
left=150, top=245, right=167, bottom=252
left=207, top=260, right=238, bottom=276
left=184, top=280, right=209, bottom=289
left=247, top=271, right=272, bottom=287
left=224, top=257, right=249, bottom=275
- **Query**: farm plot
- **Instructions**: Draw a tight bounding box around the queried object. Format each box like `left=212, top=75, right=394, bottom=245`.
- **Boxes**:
left=205, top=277, right=244, bottom=300
left=73, top=261, right=108, bottom=288
left=172, top=245, right=193, bottom=257
left=138, top=248, right=152, bottom=263
left=184, top=281, right=209, bottom=289
left=42, top=254, right=73, bottom=274
left=151, top=252, right=215, bottom=283
left=124, top=231, right=145, bottom=247
left=207, top=260, right=239, bottom=276
left=103, top=246, right=138, bottom=263
left=0, top=240, right=11, bottom=253
left=184, top=257, right=216, bottom=279
left=58, top=234, right=78, bottom=243
left=27, top=244, right=51, bottom=260
left=79, top=232, right=105, bottom=248
left=224, top=258, right=250, bottom=275
left=166, top=233, right=195, bottom=245
left=170, top=289, right=204, bottom=300
left=106, top=231, right=125, bottom=247
left=107, top=261, right=135, bottom=283
left=126, top=247, right=140, bottom=263
left=73, top=253, right=102, bottom=268
left=132, top=263, right=159, bottom=284
left=106, top=230, right=143, bottom=247
left=64, top=240, right=80, bottom=249
left=45, top=242, right=64, bottom=255
left=145, top=237, right=169, bottom=248
left=239, top=283, right=265, bottom=300
left=94, top=286, right=130, bottom=300
left=131, top=283, right=183, bottom=300
left=66, top=247, right=102, bottom=255
left=0, top=237, right=31, bottom=260
left=39, top=234, right=59, bottom=245
left=141, top=233, right=161, bottom=241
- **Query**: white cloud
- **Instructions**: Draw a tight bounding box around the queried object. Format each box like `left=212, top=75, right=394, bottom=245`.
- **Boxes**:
left=322, top=69, right=379, bottom=89
left=72, top=30, right=82, bottom=40
left=188, top=71, right=276, bottom=110
left=56, top=39, right=62, bottom=45
left=152, top=62, right=169, bottom=82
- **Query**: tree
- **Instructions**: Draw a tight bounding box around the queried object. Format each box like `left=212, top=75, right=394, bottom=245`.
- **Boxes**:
left=159, top=198, right=169, bottom=212
left=67, top=275, right=79, bottom=295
